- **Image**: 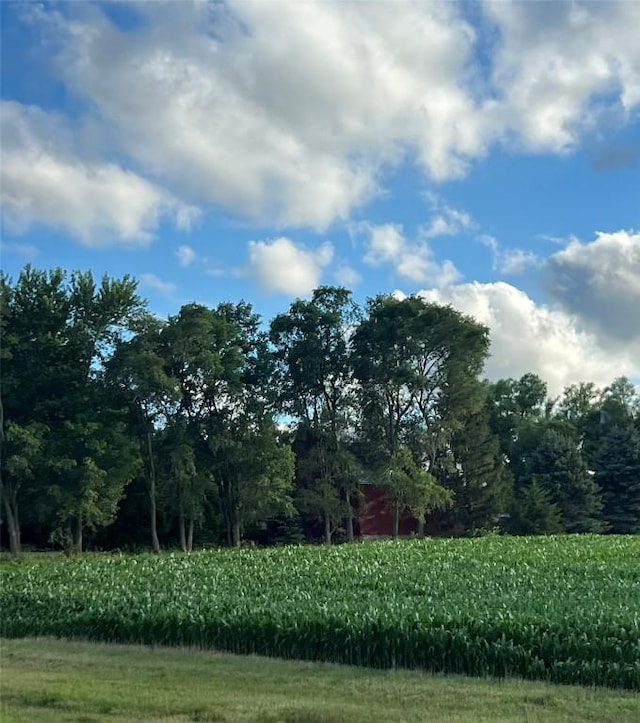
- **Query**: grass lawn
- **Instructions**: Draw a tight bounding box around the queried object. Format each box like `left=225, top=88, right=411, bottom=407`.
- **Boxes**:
left=2, top=638, right=640, bottom=723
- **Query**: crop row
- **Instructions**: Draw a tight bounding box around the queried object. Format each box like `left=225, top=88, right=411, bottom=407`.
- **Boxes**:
left=2, top=536, right=639, bottom=689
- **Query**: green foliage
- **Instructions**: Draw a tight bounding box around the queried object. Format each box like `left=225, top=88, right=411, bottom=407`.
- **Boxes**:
left=2, top=264, right=639, bottom=553
left=2, top=537, right=640, bottom=690
left=270, top=286, right=359, bottom=427
left=353, top=295, right=489, bottom=529
left=442, top=403, right=513, bottom=532
left=1, top=266, right=145, bottom=552
left=385, top=447, right=453, bottom=535
left=530, top=429, right=604, bottom=533
left=209, top=418, right=295, bottom=546
left=353, top=296, right=490, bottom=462
left=595, top=423, right=640, bottom=534
left=510, top=479, right=564, bottom=535
left=271, top=287, right=361, bottom=542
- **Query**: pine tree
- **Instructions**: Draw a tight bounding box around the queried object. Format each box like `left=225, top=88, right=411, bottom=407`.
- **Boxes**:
left=531, top=429, right=604, bottom=533
left=595, top=423, right=640, bottom=534
left=510, top=478, right=564, bottom=535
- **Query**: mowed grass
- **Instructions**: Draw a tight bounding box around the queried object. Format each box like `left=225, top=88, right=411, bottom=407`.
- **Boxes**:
left=3, top=638, right=640, bottom=723
left=3, top=536, right=640, bottom=688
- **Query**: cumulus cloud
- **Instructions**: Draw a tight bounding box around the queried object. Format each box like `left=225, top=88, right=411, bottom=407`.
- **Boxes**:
left=362, top=223, right=461, bottom=286
left=421, top=193, right=475, bottom=239
left=499, top=249, right=542, bottom=275
left=544, top=230, right=640, bottom=343
left=484, top=1, right=640, bottom=152
left=364, top=224, right=406, bottom=265
left=479, top=235, right=541, bottom=275
left=139, top=273, right=177, bottom=297
left=334, top=265, right=362, bottom=288
left=9, top=2, right=640, bottom=232
left=418, top=281, right=638, bottom=395
left=11, top=2, right=486, bottom=229
left=248, top=237, right=333, bottom=295
left=0, top=101, right=199, bottom=245
left=176, top=244, right=197, bottom=267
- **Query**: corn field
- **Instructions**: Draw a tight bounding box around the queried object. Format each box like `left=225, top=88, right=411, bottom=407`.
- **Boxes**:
left=2, top=536, right=639, bottom=689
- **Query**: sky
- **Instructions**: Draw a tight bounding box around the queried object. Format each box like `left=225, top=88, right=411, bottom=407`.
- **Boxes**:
left=1, top=0, right=639, bottom=396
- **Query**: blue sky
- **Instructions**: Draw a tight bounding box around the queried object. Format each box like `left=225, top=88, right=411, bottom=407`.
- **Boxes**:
left=1, top=0, right=639, bottom=394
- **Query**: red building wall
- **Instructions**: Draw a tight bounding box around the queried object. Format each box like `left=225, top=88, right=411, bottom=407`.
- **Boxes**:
left=359, top=484, right=418, bottom=538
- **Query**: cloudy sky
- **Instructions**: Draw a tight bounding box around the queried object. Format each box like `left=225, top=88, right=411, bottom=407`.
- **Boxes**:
left=1, top=0, right=639, bottom=394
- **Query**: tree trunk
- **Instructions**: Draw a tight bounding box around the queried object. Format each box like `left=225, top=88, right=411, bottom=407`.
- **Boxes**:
left=178, top=505, right=187, bottom=552
left=324, top=510, right=332, bottom=545
left=345, top=491, right=354, bottom=542
left=417, top=518, right=425, bottom=538
left=74, top=511, right=83, bottom=553
left=2, top=493, right=21, bottom=557
left=187, top=515, right=194, bottom=553
left=231, top=515, right=241, bottom=548
left=392, top=503, right=400, bottom=539
left=146, top=429, right=161, bottom=553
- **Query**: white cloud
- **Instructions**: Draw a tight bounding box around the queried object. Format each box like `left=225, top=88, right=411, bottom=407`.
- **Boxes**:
left=139, top=273, right=177, bottom=297
left=396, top=254, right=460, bottom=286
left=498, top=249, right=542, bottom=275
left=248, top=237, right=333, bottom=295
left=334, top=265, right=361, bottom=288
left=364, top=224, right=406, bottom=265
left=0, top=101, right=198, bottom=246
left=11, top=2, right=640, bottom=232
left=544, top=229, right=640, bottom=343
left=484, top=1, right=640, bottom=152
left=478, top=234, right=499, bottom=255
left=176, top=244, right=197, bottom=267
left=421, top=193, right=475, bottom=239
left=24, top=2, right=485, bottom=229
left=479, top=235, right=541, bottom=276
left=418, top=281, right=638, bottom=395
left=362, top=223, right=461, bottom=286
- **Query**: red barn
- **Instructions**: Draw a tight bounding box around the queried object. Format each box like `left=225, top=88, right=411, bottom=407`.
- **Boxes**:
left=358, top=483, right=418, bottom=538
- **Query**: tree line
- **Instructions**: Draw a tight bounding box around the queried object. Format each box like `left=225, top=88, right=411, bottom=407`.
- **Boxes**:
left=1, top=266, right=639, bottom=555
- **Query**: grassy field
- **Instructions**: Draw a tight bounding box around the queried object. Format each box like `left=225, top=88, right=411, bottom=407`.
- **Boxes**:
left=3, top=637, right=640, bottom=723
left=3, top=536, right=640, bottom=689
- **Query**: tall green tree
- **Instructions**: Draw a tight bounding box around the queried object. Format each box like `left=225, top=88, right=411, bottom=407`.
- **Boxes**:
left=594, top=422, right=640, bottom=534
left=556, top=382, right=602, bottom=428
left=106, top=314, right=176, bottom=552
left=443, top=403, right=513, bottom=533
left=45, top=410, right=140, bottom=551
left=1, top=267, right=144, bottom=553
left=158, top=422, right=213, bottom=552
left=295, top=429, right=360, bottom=544
left=530, top=428, right=604, bottom=533
left=352, top=295, right=488, bottom=532
left=487, top=373, right=549, bottom=482
left=555, top=381, right=603, bottom=468
left=157, top=303, right=248, bottom=547
left=158, top=301, right=293, bottom=547
left=270, top=287, right=361, bottom=541
left=210, top=418, right=295, bottom=547
left=353, top=295, right=489, bottom=460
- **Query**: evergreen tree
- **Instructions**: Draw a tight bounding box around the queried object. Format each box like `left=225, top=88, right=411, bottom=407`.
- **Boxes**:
left=595, top=423, right=640, bottom=534
left=510, top=478, right=564, bottom=535
left=445, top=405, right=513, bottom=533
left=531, top=429, right=604, bottom=533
